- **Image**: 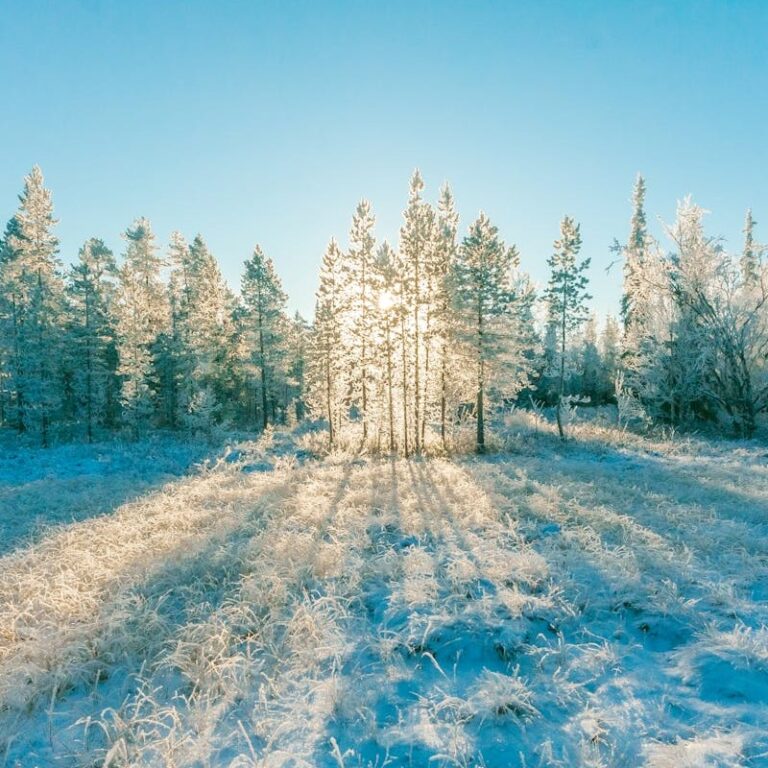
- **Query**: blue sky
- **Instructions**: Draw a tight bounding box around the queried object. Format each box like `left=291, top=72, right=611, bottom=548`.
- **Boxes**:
left=1, top=1, right=766, bottom=320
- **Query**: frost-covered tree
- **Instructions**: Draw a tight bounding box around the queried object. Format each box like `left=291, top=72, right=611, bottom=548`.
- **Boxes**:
left=616, top=175, right=666, bottom=394
left=67, top=238, right=119, bottom=441
left=621, top=175, right=649, bottom=331
left=283, top=311, right=309, bottom=424
left=433, top=183, right=459, bottom=447
left=241, top=245, right=287, bottom=430
left=114, top=218, right=168, bottom=436
left=668, top=201, right=768, bottom=435
left=169, top=234, right=238, bottom=431
left=740, top=209, right=762, bottom=286
left=544, top=216, right=591, bottom=438
left=0, top=216, right=23, bottom=428
left=579, top=315, right=601, bottom=403
left=0, top=167, right=66, bottom=445
left=399, top=171, right=435, bottom=452
left=308, top=239, right=346, bottom=446
left=165, top=231, right=192, bottom=426
left=451, top=213, right=531, bottom=453
left=599, top=315, right=621, bottom=402
left=373, top=241, right=401, bottom=452
left=343, top=200, right=377, bottom=443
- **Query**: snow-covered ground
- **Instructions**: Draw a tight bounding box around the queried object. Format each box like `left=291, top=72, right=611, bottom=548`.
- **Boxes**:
left=1, top=424, right=767, bottom=766
left=0, top=435, right=223, bottom=557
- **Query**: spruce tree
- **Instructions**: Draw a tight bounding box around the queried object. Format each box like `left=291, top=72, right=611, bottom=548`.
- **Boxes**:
left=599, top=315, right=621, bottom=403
left=0, top=216, right=24, bottom=429
left=177, top=235, right=238, bottom=430
left=621, top=175, right=648, bottom=331
left=741, top=209, right=761, bottom=286
left=285, top=311, right=309, bottom=423
left=580, top=315, right=601, bottom=404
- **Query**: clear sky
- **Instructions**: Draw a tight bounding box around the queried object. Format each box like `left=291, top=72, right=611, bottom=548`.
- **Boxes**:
left=1, top=0, right=766, bottom=321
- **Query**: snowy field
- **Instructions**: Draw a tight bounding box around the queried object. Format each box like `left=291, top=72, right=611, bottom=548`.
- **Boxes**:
left=1, top=425, right=767, bottom=767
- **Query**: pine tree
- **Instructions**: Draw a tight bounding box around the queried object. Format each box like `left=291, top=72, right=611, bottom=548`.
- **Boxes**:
left=114, top=218, right=168, bottom=436
left=451, top=213, right=530, bottom=453
left=309, top=239, right=345, bottom=447
left=343, top=200, right=377, bottom=444
left=67, top=238, right=119, bottom=441
left=1, top=167, right=66, bottom=445
left=544, top=216, right=591, bottom=439
left=241, top=245, right=287, bottom=431
left=399, top=171, right=434, bottom=452
left=373, top=241, right=401, bottom=452
left=434, top=183, right=459, bottom=447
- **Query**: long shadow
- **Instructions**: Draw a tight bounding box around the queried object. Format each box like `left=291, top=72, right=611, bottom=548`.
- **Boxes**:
left=474, top=459, right=739, bottom=615
left=313, top=459, right=494, bottom=768
left=488, top=443, right=768, bottom=603
left=557, top=431, right=768, bottom=525
left=320, top=446, right=768, bottom=767
left=421, top=453, right=761, bottom=765
left=488, top=429, right=768, bottom=564
left=319, top=461, right=557, bottom=766
left=0, top=438, right=229, bottom=557
left=0, top=457, right=356, bottom=765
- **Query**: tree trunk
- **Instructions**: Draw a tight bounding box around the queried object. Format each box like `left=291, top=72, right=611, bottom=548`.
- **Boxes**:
left=440, top=340, right=447, bottom=449
left=258, top=318, right=268, bottom=432
left=421, top=300, right=432, bottom=447
left=386, top=323, right=395, bottom=452
left=413, top=258, right=421, bottom=454
left=476, top=298, right=485, bottom=454
left=556, top=291, right=567, bottom=440
left=325, top=355, right=335, bottom=448
left=85, top=289, right=93, bottom=443
left=401, top=314, right=410, bottom=458
left=476, top=357, right=485, bottom=454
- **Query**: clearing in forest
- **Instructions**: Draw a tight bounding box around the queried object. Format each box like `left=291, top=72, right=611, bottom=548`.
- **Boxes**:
left=0, top=428, right=767, bottom=767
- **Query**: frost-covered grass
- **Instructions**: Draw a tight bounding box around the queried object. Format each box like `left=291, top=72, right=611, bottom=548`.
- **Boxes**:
left=0, top=425, right=767, bottom=766
left=0, top=434, right=225, bottom=556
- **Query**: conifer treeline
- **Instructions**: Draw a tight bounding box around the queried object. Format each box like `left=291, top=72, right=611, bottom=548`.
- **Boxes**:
left=309, top=171, right=768, bottom=447
left=0, top=167, right=305, bottom=444
left=1, top=166, right=766, bottom=448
